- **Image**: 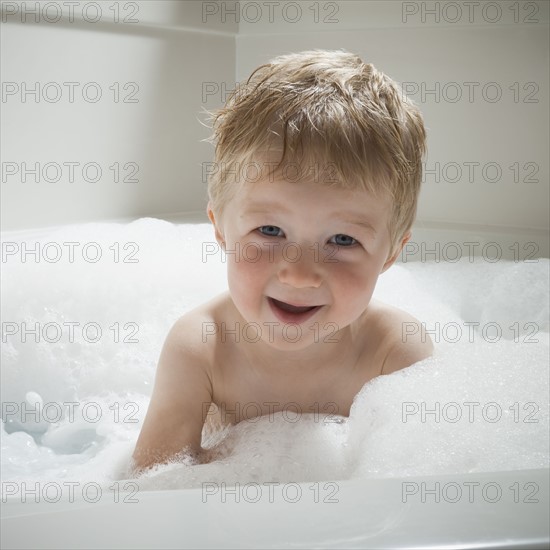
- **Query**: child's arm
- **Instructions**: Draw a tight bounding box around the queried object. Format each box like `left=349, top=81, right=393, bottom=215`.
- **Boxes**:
left=131, top=316, right=213, bottom=474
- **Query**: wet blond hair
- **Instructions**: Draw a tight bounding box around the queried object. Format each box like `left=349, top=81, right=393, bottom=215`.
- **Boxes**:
left=205, top=49, right=426, bottom=258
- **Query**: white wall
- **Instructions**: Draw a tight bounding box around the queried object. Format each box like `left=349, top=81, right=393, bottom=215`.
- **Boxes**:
left=236, top=0, right=549, bottom=235
left=2, top=0, right=549, bottom=255
left=1, top=1, right=236, bottom=230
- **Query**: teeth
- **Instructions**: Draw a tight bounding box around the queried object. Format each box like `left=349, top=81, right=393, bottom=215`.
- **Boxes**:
left=272, top=298, right=316, bottom=314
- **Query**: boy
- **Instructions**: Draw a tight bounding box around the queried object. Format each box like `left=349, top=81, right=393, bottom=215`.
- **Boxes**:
left=132, top=50, right=433, bottom=472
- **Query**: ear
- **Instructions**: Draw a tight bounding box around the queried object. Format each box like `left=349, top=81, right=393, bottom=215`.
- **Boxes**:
left=380, top=231, right=411, bottom=273
left=206, top=201, right=225, bottom=249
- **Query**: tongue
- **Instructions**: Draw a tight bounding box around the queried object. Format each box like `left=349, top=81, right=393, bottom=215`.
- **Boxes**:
left=273, top=299, right=315, bottom=313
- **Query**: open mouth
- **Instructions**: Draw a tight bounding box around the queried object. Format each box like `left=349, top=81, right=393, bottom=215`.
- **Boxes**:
left=267, top=297, right=323, bottom=324
left=270, top=298, right=319, bottom=313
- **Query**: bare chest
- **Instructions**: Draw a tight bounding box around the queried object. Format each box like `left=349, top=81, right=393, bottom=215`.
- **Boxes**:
left=209, top=340, right=384, bottom=426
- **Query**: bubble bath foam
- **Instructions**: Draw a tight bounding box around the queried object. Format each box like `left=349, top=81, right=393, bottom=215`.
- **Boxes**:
left=1, top=218, right=548, bottom=549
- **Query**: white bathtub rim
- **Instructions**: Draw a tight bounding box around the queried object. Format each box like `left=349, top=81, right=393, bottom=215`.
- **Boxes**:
left=1, top=467, right=548, bottom=550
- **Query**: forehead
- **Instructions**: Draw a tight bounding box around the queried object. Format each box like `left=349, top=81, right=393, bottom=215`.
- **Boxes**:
left=236, top=147, right=390, bottom=201
left=232, top=177, right=393, bottom=227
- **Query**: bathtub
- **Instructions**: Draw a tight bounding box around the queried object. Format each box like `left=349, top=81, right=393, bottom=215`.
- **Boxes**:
left=1, top=215, right=549, bottom=549
left=1, top=469, right=549, bottom=549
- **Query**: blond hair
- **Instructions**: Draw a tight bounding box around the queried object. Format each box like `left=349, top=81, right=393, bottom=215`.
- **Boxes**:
left=205, top=50, right=426, bottom=258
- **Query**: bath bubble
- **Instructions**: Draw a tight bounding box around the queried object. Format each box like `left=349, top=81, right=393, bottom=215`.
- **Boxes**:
left=1, top=219, right=548, bottom=491
left=25, top=391, right=43, bottom=407
left=40, top=423, right=103, bottom=455
left=345, top=336, right=549, bottom=478
left=135, top=412, right=350, bottom=490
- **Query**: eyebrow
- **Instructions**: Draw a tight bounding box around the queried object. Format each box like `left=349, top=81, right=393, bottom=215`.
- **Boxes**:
left=241, top=205, right=377, bottom=235
left=241, top=203, right=291, bottom=216
left=343, top=219, right=377, bottom=235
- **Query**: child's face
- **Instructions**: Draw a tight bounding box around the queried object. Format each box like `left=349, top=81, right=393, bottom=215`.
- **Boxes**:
left=209, top=176, right=405, bottom=351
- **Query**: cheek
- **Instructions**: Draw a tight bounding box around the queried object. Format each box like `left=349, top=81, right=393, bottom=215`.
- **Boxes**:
left=328, top=261, right=381, bottom=310
left=331, top=260, right=379, bottom=289
left=227, top=251, right=271, bottom=295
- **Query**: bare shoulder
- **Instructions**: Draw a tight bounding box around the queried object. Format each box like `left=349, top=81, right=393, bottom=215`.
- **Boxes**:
left=364, top=299, right=434, bottom=376
left=169, top=290, right=231, bottom=357
left=155, top=293, right=234, bottom=406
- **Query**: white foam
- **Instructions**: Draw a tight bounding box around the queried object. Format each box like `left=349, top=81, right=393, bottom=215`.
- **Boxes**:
left=1, top=218, right=548, bottom=493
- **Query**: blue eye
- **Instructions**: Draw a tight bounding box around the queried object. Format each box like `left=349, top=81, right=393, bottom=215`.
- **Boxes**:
left=330, top=234, right=357, bottom=247
left=258, top=225, right=283, bottom=237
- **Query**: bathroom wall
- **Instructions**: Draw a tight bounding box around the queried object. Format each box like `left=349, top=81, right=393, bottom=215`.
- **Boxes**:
left=2, top=0, right=549, bottom=256
left=235, top=0, right=549, bottom=237
left=1, top=1, right=236, bottom=230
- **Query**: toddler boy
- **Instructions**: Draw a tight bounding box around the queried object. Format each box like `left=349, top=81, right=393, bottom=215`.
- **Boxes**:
left=132, top=50, right=433, bottom=472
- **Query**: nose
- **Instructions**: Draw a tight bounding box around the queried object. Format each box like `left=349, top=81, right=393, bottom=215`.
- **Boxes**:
left=276, top=245, right=323, bottom=288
